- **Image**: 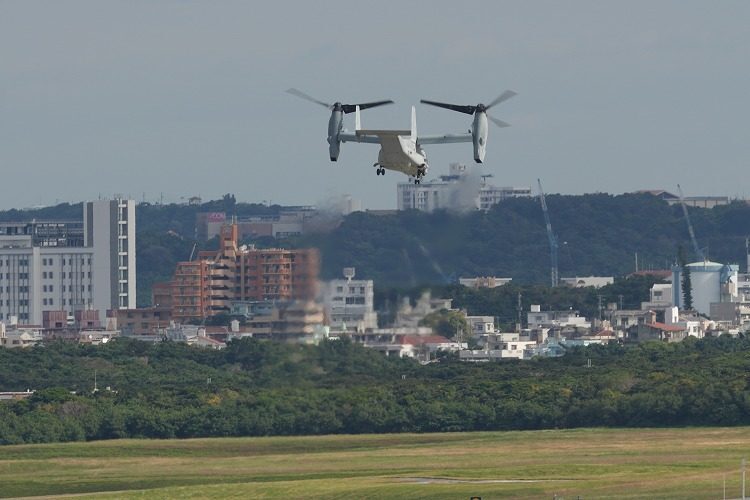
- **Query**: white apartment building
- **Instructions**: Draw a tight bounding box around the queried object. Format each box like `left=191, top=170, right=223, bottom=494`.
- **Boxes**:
left=397, top=163, right=531, bottom=212
left=85, top=199, right=136, bottom=312
left=321, top=268, right=377, bottom=332
left=0, top=199, right=135, bottom=325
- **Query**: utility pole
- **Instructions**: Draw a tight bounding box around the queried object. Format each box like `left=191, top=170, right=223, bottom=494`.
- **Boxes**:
left=516, top=292, right=522, bottom=333
left=742, top=457, right=746, bottom=500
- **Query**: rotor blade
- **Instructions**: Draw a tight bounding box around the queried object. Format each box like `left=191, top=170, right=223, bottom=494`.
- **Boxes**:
left=285, top=88, right=331, bottom=109
left=488, top=115, right=511, bottom=128
left=420, top=100, right=476, bottom=115
left=486, top=90, right=517, bottom=109
left=341, top=100, right=394, bottom=114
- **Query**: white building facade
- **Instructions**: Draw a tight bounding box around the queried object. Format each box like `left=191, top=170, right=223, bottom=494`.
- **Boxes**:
left=321, top=268, right=377, bottom=332
left=397, top=163, right=531, bottom=212
left=85, top=199, right=137, bottom=312
left=0, top=199, right=135, bottom=325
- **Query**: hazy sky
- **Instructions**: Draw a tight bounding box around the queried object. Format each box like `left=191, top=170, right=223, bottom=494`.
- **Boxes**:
left=2, top=1, right=749, bottom=209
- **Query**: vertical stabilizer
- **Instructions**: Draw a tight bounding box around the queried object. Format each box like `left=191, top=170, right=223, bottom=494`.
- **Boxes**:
left=355, top=105, right=361, bottom=131
left=410, top=106, right=417, bottom=140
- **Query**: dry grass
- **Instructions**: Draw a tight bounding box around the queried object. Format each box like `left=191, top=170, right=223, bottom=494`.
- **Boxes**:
left=1, top=427, right=749, bottom=498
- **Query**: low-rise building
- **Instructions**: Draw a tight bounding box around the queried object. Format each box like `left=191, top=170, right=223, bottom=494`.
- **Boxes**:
left=560, top=276, right=614, bottom=288
left=459, top=277, right=512, bottom=288
left=466, top=316, right=495, bottom=336
left=628, top=322, right=687, bottom=343
left=0, top=322, right=43, bottom=348
left=527, top=304, right=591, bottom=329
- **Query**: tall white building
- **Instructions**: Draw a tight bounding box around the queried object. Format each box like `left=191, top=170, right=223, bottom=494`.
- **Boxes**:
left=321, top=268, right=377, bottom=332
left=84, top=199, right=136, bottom=312
left=0, top=199, right=135, bottom=325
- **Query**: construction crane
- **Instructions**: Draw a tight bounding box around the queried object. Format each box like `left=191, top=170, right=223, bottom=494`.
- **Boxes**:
left=538, top=179, right=559, bottom=287
left=677, top=184, right=706, bottom=262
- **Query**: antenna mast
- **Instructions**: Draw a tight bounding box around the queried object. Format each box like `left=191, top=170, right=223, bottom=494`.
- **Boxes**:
left=538, top=179, right=559, bottom=287
left=677, top=184, right=705, bottom=262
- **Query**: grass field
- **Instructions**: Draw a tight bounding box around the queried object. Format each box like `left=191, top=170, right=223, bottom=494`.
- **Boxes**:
left=1, top=427, right=749, bottom=498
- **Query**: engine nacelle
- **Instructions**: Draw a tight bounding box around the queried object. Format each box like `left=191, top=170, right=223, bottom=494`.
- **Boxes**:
left=472, top=112, right=489, bottom=163
left=327, top=109, right=344, bottom=161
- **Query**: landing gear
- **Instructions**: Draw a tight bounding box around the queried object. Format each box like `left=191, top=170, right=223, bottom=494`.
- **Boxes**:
left=375, top=167, right=385, bottom=176
left=414, top=164, right=426, bottom=184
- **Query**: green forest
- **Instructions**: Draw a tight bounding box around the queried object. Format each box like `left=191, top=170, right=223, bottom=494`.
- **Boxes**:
left=2, top=193, right=749, bottom=305
left=298, top=193, right=750, bottom=284
left=1, top=336, right=749, bottom=445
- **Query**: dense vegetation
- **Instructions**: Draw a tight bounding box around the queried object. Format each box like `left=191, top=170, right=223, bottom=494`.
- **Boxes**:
left=2, top=193, right=750, bottom=305
left=298, top=193, right=750, bottom=284
left=1, top=336, right=750, bottom=444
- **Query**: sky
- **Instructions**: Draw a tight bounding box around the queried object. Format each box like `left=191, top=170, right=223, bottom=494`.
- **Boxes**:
left=1, top=1, right=749, bottom=210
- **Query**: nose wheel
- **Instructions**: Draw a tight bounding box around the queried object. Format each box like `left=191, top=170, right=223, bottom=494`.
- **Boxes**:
left=375, top=167, right=385, bottom=176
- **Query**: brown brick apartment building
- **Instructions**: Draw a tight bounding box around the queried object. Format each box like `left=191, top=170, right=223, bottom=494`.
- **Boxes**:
left=159, top=224, right=319, bottom=323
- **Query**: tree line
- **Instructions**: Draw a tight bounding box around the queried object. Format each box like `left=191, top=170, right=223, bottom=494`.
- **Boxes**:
left=1, top=336, right=749, bottom=444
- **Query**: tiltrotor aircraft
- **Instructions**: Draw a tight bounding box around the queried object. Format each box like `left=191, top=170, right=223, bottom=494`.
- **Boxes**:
left=287, top=88, right=516, bottom=184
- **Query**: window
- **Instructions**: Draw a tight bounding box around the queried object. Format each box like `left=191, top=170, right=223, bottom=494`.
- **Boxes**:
left=43, top=285, right=47, bottom=292
left=49, top=298, right=53, bottom=305
left=49, top=271, right=53, bottom=278
left=42, top=258, right=47, bottom=265
left=43, top=298, right=47, bottom=305
left=43, top=272, right=47, bottom=279
left=49, top=285, right=53, bottom=292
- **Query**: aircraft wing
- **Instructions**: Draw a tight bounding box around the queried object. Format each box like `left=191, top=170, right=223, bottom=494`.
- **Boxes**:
left=417, top=133, right=473, bottom=145
left=340, top=130, right=411, bottom=144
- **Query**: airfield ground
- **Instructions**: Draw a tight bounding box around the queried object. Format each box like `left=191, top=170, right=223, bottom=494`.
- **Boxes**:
left=1, top=427, right=749, bottom=498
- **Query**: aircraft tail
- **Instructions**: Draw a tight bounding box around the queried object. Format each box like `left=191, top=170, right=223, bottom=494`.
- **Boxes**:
left=355, top=105, right=361, bottom=131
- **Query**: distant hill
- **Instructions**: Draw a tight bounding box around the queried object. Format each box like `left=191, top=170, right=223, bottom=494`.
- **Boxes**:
left=295, top=193, right=750, bottom=285
left=2, top=193, right=749, bottom=305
